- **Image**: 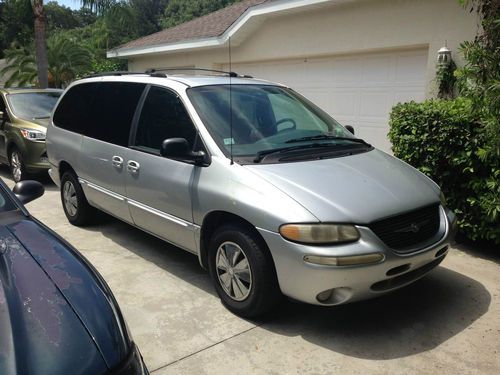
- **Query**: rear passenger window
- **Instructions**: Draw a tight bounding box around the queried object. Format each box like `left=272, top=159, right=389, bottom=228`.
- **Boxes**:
left=53, top=83, right=98, bottom=133
left=134, top=86, right=196, bottom=152
left=90, top=82, right=145, bottom=146
left=53, top=82, right=146, bottom=147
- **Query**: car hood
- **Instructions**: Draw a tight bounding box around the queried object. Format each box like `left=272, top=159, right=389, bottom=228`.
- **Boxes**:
left=245, top=149, right=440, bottom=223
left=13, top=117, right=49, bottom=130
left=0, top=223, right=108, bottom=375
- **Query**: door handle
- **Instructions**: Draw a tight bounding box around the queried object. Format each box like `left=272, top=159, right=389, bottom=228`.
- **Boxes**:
left=127, top=160, right=140, bottom=173
left=112, top=155, right=123, bottom=168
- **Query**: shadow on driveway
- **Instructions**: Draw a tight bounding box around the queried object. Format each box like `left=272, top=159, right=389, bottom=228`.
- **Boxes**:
left=262, top=266, right=490, bottom=360
left=81, top=215, right=490, bottom=360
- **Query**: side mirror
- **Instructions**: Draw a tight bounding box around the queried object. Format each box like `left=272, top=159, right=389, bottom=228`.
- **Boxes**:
left=0, top=110, right=4, bottom=120
left=160, top=138, right=210, bottom=166
left=13, top=180, right=44, bottom=205
left=345, top=125, right=355, bottom=135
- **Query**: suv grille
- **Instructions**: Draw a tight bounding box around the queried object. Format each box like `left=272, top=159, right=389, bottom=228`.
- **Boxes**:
left=369, top=204, right=441, bottom=251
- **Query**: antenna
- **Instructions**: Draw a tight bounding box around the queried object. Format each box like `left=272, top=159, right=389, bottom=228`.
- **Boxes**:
left=229, top=37, right=234, bottom=165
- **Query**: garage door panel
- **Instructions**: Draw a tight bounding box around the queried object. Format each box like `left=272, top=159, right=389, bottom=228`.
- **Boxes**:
left=329, top=91, right=358, bottom=117
left=396, top=53, right=428, bottom=83
left=360, top=91, right=392, bottom=118
left=361, top=56, right=393, bottom=83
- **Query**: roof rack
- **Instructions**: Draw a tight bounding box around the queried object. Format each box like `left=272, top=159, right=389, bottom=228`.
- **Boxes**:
left=85, top=71, right=146, bottom=78
left=145, top=68, right=253, bottom=79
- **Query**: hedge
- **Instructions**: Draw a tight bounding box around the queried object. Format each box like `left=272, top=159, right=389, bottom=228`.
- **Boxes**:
left=389, top=98, right=499, bottom=245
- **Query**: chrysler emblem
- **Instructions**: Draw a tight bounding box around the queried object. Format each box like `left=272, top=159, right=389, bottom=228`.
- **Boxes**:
left=395, top=220, right=429, bottom=233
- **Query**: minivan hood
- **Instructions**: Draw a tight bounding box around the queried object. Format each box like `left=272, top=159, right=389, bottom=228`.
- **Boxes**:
left=0, top=225, right=107, bottom=375
left=245, top=150, right=440, bottom=224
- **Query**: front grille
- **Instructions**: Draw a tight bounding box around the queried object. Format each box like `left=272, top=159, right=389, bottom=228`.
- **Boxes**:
left=369, top=204, right=441, bottom=252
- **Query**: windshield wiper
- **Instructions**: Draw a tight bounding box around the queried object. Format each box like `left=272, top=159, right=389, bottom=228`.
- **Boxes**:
left=285, top=134, right=371, bottom=147
left=254, top=143, right=337, bottom=163
left=32, top=116, right=50, bottom=119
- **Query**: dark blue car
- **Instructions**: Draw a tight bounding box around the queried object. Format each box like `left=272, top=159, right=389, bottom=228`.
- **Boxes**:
left=0, top=179, right=148, bottom=375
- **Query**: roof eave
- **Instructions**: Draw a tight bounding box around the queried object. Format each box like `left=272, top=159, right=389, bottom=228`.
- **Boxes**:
left=108, top=0, right=354, bottom=59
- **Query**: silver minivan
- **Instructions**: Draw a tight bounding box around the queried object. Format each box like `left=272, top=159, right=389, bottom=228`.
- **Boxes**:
left=47, top=73, right=457, bottom=317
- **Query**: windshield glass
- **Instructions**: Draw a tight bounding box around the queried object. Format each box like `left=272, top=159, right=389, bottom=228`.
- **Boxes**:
left=187, top=85, right=363, bottom=159
left=0, top=185, right=18, bottom=213
left=7, top=92, right=61, bottom=120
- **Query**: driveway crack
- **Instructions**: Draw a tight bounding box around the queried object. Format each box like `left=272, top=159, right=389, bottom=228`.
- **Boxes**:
left=151, top=324, right=262, bottom=373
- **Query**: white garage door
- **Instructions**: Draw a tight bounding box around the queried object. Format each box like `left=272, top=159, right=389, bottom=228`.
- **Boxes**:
left=223, top=49, right=428, bottom=153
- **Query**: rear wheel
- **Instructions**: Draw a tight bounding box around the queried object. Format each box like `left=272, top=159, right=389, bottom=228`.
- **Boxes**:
left=208, top=224, right=282, bottom=318
left=60, top=171, right=97, bottom=226
left=9, top=148, right=29, bottom=182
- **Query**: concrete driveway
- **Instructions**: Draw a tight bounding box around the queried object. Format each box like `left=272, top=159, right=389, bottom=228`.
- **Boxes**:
left=4, top=169, right=499, bottom=374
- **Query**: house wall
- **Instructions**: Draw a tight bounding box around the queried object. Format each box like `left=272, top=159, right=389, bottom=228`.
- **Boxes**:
left=127, top=0, right=479, bottom=97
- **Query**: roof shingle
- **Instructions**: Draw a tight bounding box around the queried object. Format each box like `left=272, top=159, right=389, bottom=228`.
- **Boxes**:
left=118, top=0, right=270, bottom=50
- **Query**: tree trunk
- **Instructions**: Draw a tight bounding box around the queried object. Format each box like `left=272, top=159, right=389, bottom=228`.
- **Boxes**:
left=32, top=0, right=48, bottom=88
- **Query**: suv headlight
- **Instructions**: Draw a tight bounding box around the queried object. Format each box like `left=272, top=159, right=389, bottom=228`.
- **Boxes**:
left=20, top=128, right=46, bottom=142
left=279, top=224, right=359, bottom=244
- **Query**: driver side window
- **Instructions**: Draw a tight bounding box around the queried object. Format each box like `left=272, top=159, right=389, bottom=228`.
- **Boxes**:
left=0, top=96, right=9, bottom=122
left=134, top=86, right=197, bottom=153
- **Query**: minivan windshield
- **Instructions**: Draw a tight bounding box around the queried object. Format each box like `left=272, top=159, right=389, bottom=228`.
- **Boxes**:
left=7, top=91, right=61, bottom=120
left=187, top=85, right=371, bottom=163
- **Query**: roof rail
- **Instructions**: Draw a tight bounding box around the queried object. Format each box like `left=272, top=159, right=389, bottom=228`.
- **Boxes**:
left=145, top=68, right=253, bottom=79
left=84, top=71, right=145, bottom=78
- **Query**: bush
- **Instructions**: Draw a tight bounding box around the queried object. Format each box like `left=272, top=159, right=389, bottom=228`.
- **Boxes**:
left=389, top=98, right=500, bottom=245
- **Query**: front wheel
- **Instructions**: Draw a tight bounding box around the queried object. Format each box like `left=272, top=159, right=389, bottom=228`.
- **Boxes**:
left=9, top=148, right=29, bottom=182
left=208, top=224, right=282, bottom=318
left=60, top=171, right=97, bottom=226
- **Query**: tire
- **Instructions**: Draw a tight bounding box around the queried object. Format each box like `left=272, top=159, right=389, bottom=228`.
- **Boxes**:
left=9, top=147, right=29, bottom=183
left=208, top=224, right=282, bottom=318
left=60, top=171, right=97, bottom=226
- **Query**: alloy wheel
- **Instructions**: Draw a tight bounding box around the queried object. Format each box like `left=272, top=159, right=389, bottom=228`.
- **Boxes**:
left=10, top=151, right=22, bottom=182
left=63, top=181, right=78, bottom=217
left=215, top=241, right=253, bottom=301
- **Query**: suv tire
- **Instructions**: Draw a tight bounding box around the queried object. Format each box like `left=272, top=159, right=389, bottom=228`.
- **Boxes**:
left=208, top=224, right=282, bottom=318
left=60, top=171, right=97, bottom=226
left=9, top=148, right=29, bottom=182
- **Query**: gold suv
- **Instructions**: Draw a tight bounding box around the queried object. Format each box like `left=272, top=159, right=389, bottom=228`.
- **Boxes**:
left=0, top=88, right=62, bottom=181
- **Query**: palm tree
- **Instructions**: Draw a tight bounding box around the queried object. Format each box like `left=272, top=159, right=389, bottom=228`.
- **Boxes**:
left=32, top=0, right=49, bottom=88
left=0, top=47, right=37, bottom=87
left=1, top=37, right=92, bottom=88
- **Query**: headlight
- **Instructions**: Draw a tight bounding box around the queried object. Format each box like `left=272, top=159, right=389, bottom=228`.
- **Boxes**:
left=279, top=224, right=360, bottom=244
left=440, top=191, right=447, bottom=208
left=20, top=128, right=46, bottom=142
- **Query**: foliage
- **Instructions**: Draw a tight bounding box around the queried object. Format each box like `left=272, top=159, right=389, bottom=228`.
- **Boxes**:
left=0, top=46, right=37, bottom=87
left=436, top=59, right=457, bottom=99
left=455, top=0, right=500, bottom=160
left=389, top=99, right=500, bottom=245
left=0, top=0, right=34, bottom=58
left=161, top=0, right=241, bottom=28
left=1, top=35, right=92, bottom=88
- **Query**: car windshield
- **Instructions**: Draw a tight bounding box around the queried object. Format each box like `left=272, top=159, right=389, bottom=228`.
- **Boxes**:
left=187, top=85, right=368, bottom=162
left=0, top=185, right=18, bottom=213
left=7, top=92, right=61, bottom=120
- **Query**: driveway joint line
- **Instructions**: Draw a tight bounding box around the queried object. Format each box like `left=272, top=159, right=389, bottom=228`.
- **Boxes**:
left=150, top=324, right=262, bottom=373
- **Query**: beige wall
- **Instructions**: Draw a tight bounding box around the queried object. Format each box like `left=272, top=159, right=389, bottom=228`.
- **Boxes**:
left=128, top=0, right=478, bottom=97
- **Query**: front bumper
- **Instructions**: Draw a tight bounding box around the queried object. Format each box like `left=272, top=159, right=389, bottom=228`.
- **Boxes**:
left=258, top=206, right=457, bottom=305
left=21, top=140, right=49, bottom=173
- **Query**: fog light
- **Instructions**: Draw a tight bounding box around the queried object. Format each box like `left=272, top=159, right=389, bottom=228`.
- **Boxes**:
left=304, top=253, right=384, bottom=266
left=316, top=289, right=334, bottom=302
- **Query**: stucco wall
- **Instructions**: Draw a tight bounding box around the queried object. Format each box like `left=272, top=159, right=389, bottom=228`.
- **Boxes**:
left=128, top=0, right=479, bottom=97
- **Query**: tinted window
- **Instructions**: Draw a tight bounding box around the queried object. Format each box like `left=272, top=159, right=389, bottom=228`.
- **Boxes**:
left=134, top=86, right=196, bottom=152
left=90, top=82, right=145, bottom=146
left=53, top=82, right=146, bottom=147
left=0, top=185, right=18, bottom=212
left=53, top=83, right=98, bottom=133
left=7, top=92, right=61, bottom=119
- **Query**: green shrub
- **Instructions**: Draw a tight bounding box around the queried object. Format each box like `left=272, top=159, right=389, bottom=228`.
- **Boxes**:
left=389, top=98, right=500, bottom=245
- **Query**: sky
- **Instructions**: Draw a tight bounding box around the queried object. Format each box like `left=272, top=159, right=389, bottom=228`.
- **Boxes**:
left=54, top=0, right=80, bottom=10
